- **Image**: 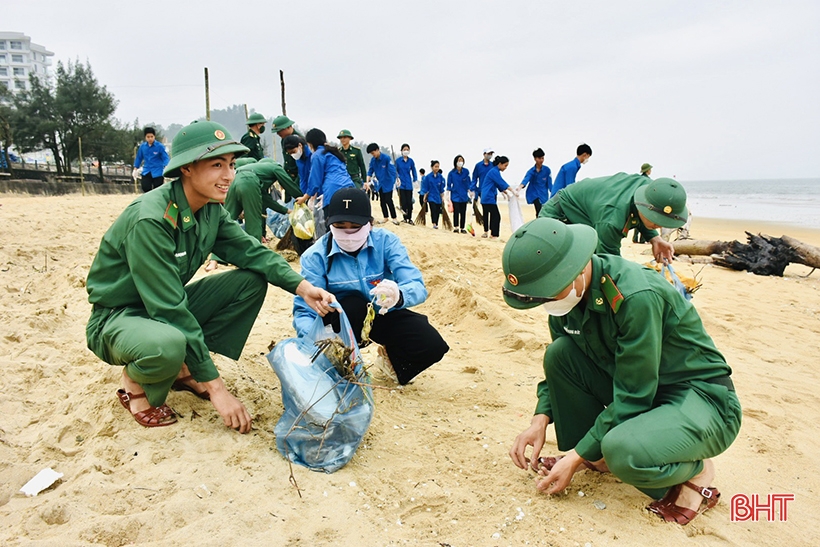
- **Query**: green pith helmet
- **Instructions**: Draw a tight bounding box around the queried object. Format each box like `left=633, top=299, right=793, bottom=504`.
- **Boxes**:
left=640, top=163, right=653, bottom=174
left=502, top=218, right=597, bottom=310
left=163, top=121, right=249, bottom=178
left=271, top=115, right=295, bottom=133
left=337, top=129, right=354, bottom=139
left=634, top=178, right=688, bottom=228
left=235, top=157, right=258, bottom=168
left=246, top=112, right=266, bottom=125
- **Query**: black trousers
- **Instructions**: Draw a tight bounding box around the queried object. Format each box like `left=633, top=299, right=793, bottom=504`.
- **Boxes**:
left=379, top=190, right=397, bottom=219
left=398, top=189, right=414, bottom=221
left=483, top=203, right=501, bottom=236
left=324, top=294, right=449, bottom=385
left=533, top=199, right=543, bottom=217
left=141, top=173, right=164, bottom=193
left=429, top=202, right=442, bottom=226
left=452, top=201, right=468, bottom=229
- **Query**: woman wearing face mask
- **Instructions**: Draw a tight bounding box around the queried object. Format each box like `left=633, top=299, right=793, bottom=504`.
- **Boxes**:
left=447, top=154, right=471, bottom=234
left=282, top=135, right=313, bottom=198
left=480, top=155, right=517, bottom=239
left=292, top=188, right=449, bottom=385
left=420, top=160, right=446, bottom=229
left=502, top=218, right=741, bottom=526
left=395, top=143, right=417, bottom=224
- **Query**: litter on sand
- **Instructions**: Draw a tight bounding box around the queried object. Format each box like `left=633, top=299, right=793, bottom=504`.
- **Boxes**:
left=19, top=468, right=63, bottom=497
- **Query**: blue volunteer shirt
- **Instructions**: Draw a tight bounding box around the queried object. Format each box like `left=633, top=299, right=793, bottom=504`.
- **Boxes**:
left=447, top=167, right=472, bottom=203
left=521, top=164, right=551, bottom=204
left=306, top=146, right=355, bottom=204
left=471, top=160, right=494, bottom=198
left=395, top=156, right=417, bottom=190
left=294, top=147, right=313, bottom=195
left=480, top=166, right=510, bottom=204
left=134, top=141, right=170, bottom=177
left=421, top=172, right=446, bottom=204
left=368, top=154, right=397, bottom=193
left=551, top=157, right=581, bottom=197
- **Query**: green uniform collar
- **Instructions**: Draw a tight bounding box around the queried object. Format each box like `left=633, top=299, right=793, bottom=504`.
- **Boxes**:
left=167, top=179, right=197, bottom=232
left=621, top=201, right=643, bottom=235
left=589, top=255, right=624, bottom=314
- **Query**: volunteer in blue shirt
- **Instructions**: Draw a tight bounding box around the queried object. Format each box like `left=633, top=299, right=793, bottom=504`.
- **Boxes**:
left=551, top=143, right=592, bottom=197
left=301, top=128, right=355, bottom=208
left=471, top=147, right=494, bottom=202
left=282, top=135, right=313, bottom=196
left=133, top=127, right=170, bottom=193
left=518, top=148, right=551, bottom=216
left=365, top=143, right=399, bottom=225
left=447, top=154, right=471, bottom=234
left=421, top=160, right=446, bottom=230
left=480, top=156, right=516, bottom=239
left=395, top=143, right=418, bottom=224
left=293, top=188, right=449, bottom=385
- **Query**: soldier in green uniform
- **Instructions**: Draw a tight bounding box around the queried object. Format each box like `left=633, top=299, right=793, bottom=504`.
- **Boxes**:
left=272, top=115, right=301, bottom=185
left=503, top=218, right=741, bottom=525
left=539, top=173, right=686, bottom=263
left=337, top=129, right=367, bottom=189
left=240, top=112, right=267, bottom=161
left=85, top=120, right=335, bottom=433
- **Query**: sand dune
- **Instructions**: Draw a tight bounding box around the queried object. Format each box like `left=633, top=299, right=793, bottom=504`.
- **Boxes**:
left=1, top=193, right=819, bottom=546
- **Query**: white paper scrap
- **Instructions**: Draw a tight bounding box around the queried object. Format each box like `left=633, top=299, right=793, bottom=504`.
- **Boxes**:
left=19, top=468, right=63, bottom=497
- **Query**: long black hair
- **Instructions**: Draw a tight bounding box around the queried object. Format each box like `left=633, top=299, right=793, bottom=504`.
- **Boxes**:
left=493, top=155, right=509, bottom=166
left=306, top=128, right=346, bottom=163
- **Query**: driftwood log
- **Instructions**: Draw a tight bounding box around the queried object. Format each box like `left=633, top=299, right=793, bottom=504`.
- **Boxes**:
left=672, top=233, right=820, bottom=276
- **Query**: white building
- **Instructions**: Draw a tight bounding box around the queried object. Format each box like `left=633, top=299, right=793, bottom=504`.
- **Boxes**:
left=0, top=32, right=54, bottom=94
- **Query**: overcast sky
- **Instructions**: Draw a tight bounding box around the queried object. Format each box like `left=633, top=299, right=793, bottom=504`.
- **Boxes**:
left=7, top=0, right=819, bottom=183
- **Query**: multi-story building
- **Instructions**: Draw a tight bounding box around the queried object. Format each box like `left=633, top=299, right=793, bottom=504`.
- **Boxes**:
left=0, top=32, right=54, bottom=94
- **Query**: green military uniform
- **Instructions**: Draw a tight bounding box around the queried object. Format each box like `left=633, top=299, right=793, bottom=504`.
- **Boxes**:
left=341, top=145, right=367, bottom=188
left=272, top=116, right=301, bottom=186
left=502, top=219, right=740, bottom=500
left=240, top=130, right=265, bottom=161
left=86, top=178, right=304, bottom=407
left=224, top=161, right=300, bottom=241
left=539, top=172, right=659, bottom=255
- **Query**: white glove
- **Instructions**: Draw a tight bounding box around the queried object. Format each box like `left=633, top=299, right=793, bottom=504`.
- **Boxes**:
left=369, top=279, right=401, bottom=315
left=132, top=168, right=141, bottom=179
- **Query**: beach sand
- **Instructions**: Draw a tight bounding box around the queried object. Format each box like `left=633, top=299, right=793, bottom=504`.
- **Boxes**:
left=1, top=194, right=819, bottom=546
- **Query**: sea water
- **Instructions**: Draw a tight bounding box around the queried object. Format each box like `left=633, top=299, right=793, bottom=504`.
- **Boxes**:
left=680, top=178, right=820, bottom=229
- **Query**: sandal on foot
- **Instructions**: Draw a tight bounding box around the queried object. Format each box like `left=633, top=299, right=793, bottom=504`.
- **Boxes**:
left=116, top=389, right=177, bottom=427
left=537, top=455, right=603, bottom=473
left=647, top=481, right=721, bottom=525
left=171, top=375, right=210, bottom=400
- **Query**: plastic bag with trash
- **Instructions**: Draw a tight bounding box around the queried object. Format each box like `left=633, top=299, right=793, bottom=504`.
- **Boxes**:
left=289, top=202, right=315, bottom=240
left=267, top=303, right=373, bottom=473
left=312, top=201, right=327, bottom=240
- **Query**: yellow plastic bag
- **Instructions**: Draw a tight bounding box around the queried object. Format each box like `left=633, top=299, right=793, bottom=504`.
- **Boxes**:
left=289, top=203, right=315, bottom=240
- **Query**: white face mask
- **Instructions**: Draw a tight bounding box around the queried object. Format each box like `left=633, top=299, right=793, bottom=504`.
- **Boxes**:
left=457, top=161, right=464, bottom=168
left=329, top=223, right=371, bottom=253
left=290, top=148, right=303, bottom=160
left=541, top=273, right=585, bottom=316
left=401, top=150, right=409, bottom=157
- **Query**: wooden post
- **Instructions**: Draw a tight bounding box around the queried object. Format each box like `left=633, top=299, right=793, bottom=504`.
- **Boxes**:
left=204, top=67, right=211, bottom=121
left=244, top=103, right=249, bottom=121
left=279, top=70, right=287, bottom=116
left=78, top=136, right=85, bottom=196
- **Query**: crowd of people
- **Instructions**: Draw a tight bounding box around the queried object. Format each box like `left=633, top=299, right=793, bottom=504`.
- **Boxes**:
left=100, top=115, right=738, bottom=526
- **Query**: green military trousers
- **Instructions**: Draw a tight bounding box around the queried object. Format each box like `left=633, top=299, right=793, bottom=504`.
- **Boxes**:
left=225, top=176, right=267, bottom=242
left=86, top=269, right=268, bottom=407
left=544, top=336, right=742, bottom=499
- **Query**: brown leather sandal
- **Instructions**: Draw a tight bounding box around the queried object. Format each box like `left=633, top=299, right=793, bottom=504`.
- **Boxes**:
left=647, top=481, right=721, bottom=525
left=536, top=456, right=604, bottom=473
left=171, top=375, right=210, bottom=400
left=116, top=389, right=177, bottom=427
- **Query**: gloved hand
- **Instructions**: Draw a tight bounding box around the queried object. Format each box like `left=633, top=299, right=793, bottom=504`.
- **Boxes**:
left=369, top=279, right=401, bottom=315
left=132, top=168, right=141, bottom=179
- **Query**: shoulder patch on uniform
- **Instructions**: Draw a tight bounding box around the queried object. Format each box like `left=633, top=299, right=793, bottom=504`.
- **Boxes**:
left=163, top=202, right=179, bottom=229
left=601, top=274, right=624, bottom=313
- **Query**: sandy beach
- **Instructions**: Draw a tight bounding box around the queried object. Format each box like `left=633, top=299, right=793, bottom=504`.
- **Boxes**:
left=1, top=193, right=819, bottom=547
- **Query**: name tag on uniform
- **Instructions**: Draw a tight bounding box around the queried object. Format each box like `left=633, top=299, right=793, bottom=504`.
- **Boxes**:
left=175, top=251, right=187, bottom=258
left=563, top=326, right=580, bottom=335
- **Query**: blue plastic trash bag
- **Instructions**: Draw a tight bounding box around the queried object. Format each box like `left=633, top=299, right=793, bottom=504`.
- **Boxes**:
left=266, top=208, right=290, bottom=239
left=267, top=304, right=373, bottom=473
left=662, top=262, right=693, bottom=301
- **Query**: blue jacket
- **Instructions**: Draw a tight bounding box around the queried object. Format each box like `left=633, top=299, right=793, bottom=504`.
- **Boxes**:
left=295, top=147, right=313, bottom=194
left=447, top=167, right=472, bottom=203
left=367, top=154, right=397, bottom=193
left=521, top=164, right=551, bottom=204
left=480, top=166, right=510, bottom=204
left=421, top=172, right=445, bottom=204
left=471, top=160, right=493, bottom=197
left=395, top=156, right=417, bottom=190
left=134, top=141, right=169, bottom=177
left=551, top=157, right=581, bottom=197
left=293, top=228, right=427, bottom=337
left=306, top=146, right=355, bottom=204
